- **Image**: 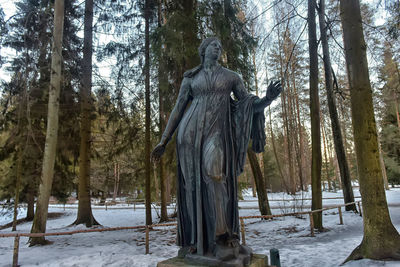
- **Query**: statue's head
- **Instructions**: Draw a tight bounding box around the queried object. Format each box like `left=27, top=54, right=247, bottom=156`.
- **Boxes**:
left=199, top=37, right=222, bottom=64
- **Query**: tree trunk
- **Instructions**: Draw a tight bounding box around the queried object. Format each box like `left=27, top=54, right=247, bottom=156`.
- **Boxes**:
left=12, top=150, right=23, bottom=231
left=292, top=71, right=305, bottom=191
left=308, top=0, right=322, bottom=230
left=276, top=24, right=296, bottom=195
left=144, top=0, right=152, bottom=226
left=318, top=0, right=356, bottom=211
left=113, top=162, right=117, bottom=201
left=394, top=91, right=400, bottom=132
left=268, top=107, right=285, bottom=192
left=340, top=0, right=400, bottom=261
left=247, top=149, right=271, bottom=216
left=157, top=0, right=169, bottom=223
left=26, top=182, right=35, bottom=221
left=378, top=141, right=389, bottom=190
left=73, top=0, right=99, bottom=227
left=321, top=118, right=332, bottom=191
left=29, top=0, right=64, bottom=245
left=287, top=77, right=297, bottom=194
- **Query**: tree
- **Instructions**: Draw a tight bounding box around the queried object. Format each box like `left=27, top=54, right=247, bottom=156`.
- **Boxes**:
left=154, top=0, right=200, bottom=221
left=318, top=0, right=356, bottom=211
left=268, top=1, right=309, bottom=195
left=383, top=0, right=400, bottom=39
left=340, top=0, right=400, bottom=261
left=379, top=46, right=400, bottom=187
left=73, top=0, right=99, bottom=226
left=29, top=0, right=64, bottom=245
left=1, top=0, right=82, bottom=226
left=247, top=147, right=271, bottom=215
left=0, top=7, right=7, bottom=67
left=156, top=0, right=168, bottom=222
left=309, top=0, right=322, bottom=230
left=144, top=0, right=152, bottom=226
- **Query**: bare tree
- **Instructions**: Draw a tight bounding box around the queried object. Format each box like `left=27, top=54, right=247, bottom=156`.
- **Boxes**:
left=308, top=0, right=322, bottom=230
left=318, top=0, right=356, bottom=211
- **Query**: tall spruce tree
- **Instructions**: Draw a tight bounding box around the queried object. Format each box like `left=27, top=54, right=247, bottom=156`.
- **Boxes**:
left=144, top=0, right=152, bottom=226
left=73, top=0, right=98, bottom=226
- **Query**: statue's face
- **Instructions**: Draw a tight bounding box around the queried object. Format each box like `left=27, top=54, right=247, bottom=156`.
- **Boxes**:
left=204, top=40, right=222, bottom=61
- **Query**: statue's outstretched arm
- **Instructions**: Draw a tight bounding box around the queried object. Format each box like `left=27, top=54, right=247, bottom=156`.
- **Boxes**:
left=232, top=75, right=282, bottom=113
left=151, top=77, right=191, bottom=161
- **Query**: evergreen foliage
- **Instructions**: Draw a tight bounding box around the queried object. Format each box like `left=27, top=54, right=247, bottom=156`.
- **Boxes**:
left=379, top=46, right=400, bottom=186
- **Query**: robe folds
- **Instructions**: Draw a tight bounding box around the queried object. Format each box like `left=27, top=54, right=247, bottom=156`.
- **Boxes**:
left=172, top=66, right=265, bottom=254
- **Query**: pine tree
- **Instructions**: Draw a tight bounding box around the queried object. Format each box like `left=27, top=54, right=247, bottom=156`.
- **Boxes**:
left=379, top=46, right=400, bottom=186
left=340, top=0, right=400, bottom=261
left=144, top=0, right=152, bottom=226
left=73, top=0, right=99, bottom=227
left=30, top=0, right=64, bottom=245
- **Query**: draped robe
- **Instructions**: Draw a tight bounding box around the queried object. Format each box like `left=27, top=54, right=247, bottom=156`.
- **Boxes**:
left=165, top=66, right=266, bottom=255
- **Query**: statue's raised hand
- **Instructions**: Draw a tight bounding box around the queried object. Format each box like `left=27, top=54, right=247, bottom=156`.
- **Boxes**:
left=266, top=80, right=283, bottom=101
left=151, top=143, right=166, bottom=162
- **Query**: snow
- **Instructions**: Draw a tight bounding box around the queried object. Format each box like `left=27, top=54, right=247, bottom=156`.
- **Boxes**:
left=1, top=188, right=400, bottom=267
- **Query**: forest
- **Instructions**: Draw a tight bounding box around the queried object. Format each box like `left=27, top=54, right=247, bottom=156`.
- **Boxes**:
left=0, top=0, right=400, bottom=264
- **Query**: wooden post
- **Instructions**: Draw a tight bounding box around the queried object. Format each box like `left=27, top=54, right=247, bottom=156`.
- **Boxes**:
left=357, top=202, right=362, bottom=217
left=240, top=218, right=246, bottom=245
left=309, top=213, right=315, bottom=237
left=338, top=207, right=343, bottom=225
left=12, top=235, right=20, bottom=267
left=105, top=203, right=108, bottom=211
left=145, top=226, right=149, bottom=254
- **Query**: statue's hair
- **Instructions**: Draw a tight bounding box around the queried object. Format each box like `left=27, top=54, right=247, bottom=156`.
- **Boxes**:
left=184, top=37, right=222, bottom=78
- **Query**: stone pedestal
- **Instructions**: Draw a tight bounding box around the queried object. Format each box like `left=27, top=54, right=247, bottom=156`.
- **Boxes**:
left=157, top=254, right=269, bottom=267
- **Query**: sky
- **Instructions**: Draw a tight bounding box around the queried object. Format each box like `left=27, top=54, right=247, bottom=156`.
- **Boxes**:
left=0, top=0, right=391, bottom=84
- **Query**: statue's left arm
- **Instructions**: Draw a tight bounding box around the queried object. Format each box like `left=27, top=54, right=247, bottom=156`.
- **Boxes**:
left=232, top=75, right=282, bottom=112
left=151, top=77, right=192, bottom=162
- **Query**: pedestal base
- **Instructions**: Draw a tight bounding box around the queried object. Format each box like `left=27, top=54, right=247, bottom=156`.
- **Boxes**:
left=157, top=254, right=269, bottom=267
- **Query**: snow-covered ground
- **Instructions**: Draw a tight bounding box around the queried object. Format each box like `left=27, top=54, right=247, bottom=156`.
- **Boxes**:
left=1, top=188, right=399, bottom=267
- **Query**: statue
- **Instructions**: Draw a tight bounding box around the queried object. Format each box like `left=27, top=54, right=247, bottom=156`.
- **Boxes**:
left=151, top=37, right=282, bottom=266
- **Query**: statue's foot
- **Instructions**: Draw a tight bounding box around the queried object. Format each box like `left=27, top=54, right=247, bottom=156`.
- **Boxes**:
left=239, top=244, right=253, bottom=256
left=215, top=243, right=240, bottom=261
left=177, top=246, right=196, bottom=258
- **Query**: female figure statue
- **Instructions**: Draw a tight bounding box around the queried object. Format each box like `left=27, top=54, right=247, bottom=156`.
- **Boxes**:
left=152, top=37, right=282, bottom=266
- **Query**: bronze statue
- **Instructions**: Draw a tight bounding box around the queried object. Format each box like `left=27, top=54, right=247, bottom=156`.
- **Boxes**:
left=152, top=37, right=282, bottom=266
